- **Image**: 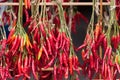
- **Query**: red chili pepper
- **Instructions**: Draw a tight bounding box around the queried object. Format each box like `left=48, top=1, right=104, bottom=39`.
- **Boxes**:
left=103, top=46, right=109, bottom=60
left=102, top=61, right=105, bottom=75
left=33, top=41, right=39, bottom=54
left=96, top=33, right=105, bottom=48
left=55, top=33, right=61, bottom=49
left=113, top=69, right=117, bottom=79
left=116, top=62, right=120, bottom=73
left=94, top=23, right=102, bottom=41
left=26, top=46, right=32, bottom=55
left=15, top=74, right=23, bottom=80
left=62, top=53, right=68, bottom=67
left=9, top=36, right=18, bottom=52
left=88, top=68, right=91, bottom=79
left=90, top=53, right=94, bottom=69
left=59, top=34, right=63, bottom=49
left=103, top=37, right=107, bottom=50
left=18, top=53, right=22, bottom=74
left=42, top=45, right=49, bottom=60
left=76, top=43, right=87, bottom=51
left=12, top=36, right=21, bottom=55
left=7, top=28, right=15, bottom=43
left=24, top=56, right=28, bottom=68
left=81, top=49, right=86, bottom=61
left=22, top=69, right=30, bottom=79
left=61, top=39, right=66, bottom=50
left=41, top=72, right=51, bottom=79
left=95, top=58, right=99, bottom=73
left=24, top=8, right=29, bottom=22
left=91, top=43, right=99, bottom=59
left=104, top=63, right=108, bottom=78
left=43, top=58, right=54, bottom=69
left=28, top=55, right=32, bottom=67
left=46, top=37, right=52, bottom=55
left=27, top=0, right=30, bottom=9
left=108, top=65, right=111, bottom=79
left=32, top=59, right=38, bottom=80
left=64, top=67, right=68, bottom=79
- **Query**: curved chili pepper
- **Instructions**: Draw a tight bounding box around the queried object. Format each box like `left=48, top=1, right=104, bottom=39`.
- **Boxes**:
left=43, top=58, right=54, bottom=69
left=42, top=45, right=49, bottom=60
left=108, top=65, right=112, bottom=79
left=103, top=46, right=109, bottom=60
left=7, top=27, right=15, bottom=41
left=24, top=56, right=28, bottom=68
left=62, top=53, right=68, bottom=67
left=102, top=61, right=105, bottom=75
left=18, top=53, right=22, bottom=74
left=24, top=8, right=29, bottom=22
left=116, top=62, right=120, bottom=73
left=9, top=36, right=18, bottom=52
left=64, top=67, right=68, bottom=79
left=103, top=37, right=107, bottom=50
left=46, top=37, right=52, bottom=55
left=104, top=63, right=108, bottom=78
left=90, top=53, right=94, bottom=69
left=61, top=39, right=66, bottom=50
left=32, top=59, right=38, bottom=80
left=41, top=72, right=51, bottom=79
left=76, top=43, right=87, bottom=51
left=12, top=36, right=21, bottom=55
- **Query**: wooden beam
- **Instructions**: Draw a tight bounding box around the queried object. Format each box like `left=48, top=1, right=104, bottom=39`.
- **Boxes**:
left=0, top=2, right=110, bottom=6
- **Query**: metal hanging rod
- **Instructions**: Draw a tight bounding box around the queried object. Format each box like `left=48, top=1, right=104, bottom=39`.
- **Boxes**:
left=0, top=2, right=110, bottom=6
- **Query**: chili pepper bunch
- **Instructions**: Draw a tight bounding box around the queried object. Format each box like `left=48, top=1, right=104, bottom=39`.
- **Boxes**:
left=76, top=0, right=120, bottom=79
left=0, top=0, right=81, bottom=80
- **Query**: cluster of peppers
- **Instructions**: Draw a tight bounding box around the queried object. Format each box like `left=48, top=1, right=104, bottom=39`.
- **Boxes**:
left=0, top=0, right=88, bottom=80
left=76, top=0, right=120, bottom=79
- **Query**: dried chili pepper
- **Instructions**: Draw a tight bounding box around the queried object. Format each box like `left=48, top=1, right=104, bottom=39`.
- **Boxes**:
left=42, top=45, right=49, bottom=60
left=64, top=67, right=68, bottom=79
left=43, top=58, right=54, bottom=69
left=90, top=53, right=94, bottom=69
left=32, top=59, right=38, bottom=80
